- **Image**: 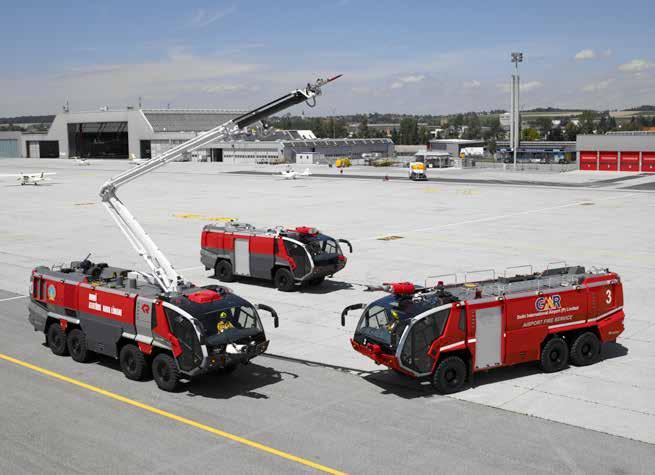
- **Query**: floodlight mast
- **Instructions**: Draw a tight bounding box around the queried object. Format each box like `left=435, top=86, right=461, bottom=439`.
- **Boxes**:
left=510, top=52, right=523, bottom=170
left=99, top=75, right=342, bottom=293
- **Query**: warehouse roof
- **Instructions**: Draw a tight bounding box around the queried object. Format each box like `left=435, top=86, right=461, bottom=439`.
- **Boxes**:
left=143, top=109, right=247, bottom=132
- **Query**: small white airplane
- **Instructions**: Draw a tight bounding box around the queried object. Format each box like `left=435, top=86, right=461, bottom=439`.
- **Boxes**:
left=74, top=157, right=91, bottom=166
left=0, top=171, right=56, bottom=185
left=128, top=153, right=149, bottom=166
left=279, top=168, right=312, bottom=180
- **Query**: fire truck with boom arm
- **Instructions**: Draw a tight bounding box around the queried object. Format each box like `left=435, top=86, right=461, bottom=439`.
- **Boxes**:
left=201, top=223, right=352, bottom=291
left=341, top=265, right=624, bottom=393
left=28, top=76, right=341, bottom=391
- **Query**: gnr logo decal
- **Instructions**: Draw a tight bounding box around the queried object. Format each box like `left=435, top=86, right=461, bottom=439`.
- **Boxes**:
left=535, top=295, right=561, bottom=311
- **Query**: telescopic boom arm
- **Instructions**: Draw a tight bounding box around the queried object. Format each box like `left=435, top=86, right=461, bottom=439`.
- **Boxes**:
left=99, top=75, right=341, bottom=293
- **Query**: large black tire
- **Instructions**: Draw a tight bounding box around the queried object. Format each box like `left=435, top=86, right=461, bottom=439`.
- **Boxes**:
left=540, top=337, right=569, bottom=373
left=274, top=268, right=295, bottom=292
left=215, top=260, right=235, bottom=282
left=47, top=323, right=69, bottom=356
left=119, top=344, right=148, bottom=381
left=152, top=353, right=181, bottom=392
left=306, top=276, right=325, bottom=287
left=570, top=332, right=601, bottom=366
left=67, top=329, right=91, bottom=363
left=432, top=356, right=467, bottom=394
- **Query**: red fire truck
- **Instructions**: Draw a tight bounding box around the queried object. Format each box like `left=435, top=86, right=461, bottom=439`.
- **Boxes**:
left=201, top=223, right=352, bottom=291
left=29, top=260, right=278, bottom=391
left=341, top=265, right=624, bottom=393
left=27, top=77, right=341, bottom=391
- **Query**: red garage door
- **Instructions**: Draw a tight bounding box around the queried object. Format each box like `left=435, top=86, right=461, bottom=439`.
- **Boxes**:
left=620, top=152, right=640, bottom=172
left=579, top=151, right=598, bottom=170
left=599, top=151, right=618, bottom=171
left=643, top=152, right=655, bottom=173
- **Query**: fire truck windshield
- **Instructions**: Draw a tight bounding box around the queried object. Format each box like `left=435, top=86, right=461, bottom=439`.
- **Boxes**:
left=198, top=304, right=263, bottom=347
left=355, top=294, right=443, bottom=349
left=298, top=235, right=341, bottom=257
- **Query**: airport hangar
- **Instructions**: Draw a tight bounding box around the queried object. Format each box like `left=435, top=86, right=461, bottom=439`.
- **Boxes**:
left=0, top=108, right=393, bottom=163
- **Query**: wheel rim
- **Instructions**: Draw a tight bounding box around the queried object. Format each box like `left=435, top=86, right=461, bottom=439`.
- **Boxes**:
left=126, top=353, right=136, bottom=373
left=156, top=361, right=170, bottom=382
left=52, top=331, right=64, bottom=349
left=445, top=368, right=459, bottom=386
left=71, top=337, right=81, bottom=355
left=581, top=342, right=593, bottom=359
left=549, top=347, right=562, bottom=363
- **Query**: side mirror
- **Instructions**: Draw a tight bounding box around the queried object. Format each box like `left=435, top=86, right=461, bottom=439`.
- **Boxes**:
left=341, top=303, right=365, bottom=326
left=257, top=303, right=279, bottom=328
left=338, top=239, right=353, bottom=253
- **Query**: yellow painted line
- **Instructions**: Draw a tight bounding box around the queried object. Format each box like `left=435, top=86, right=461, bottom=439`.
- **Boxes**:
left=0, top=353, right=346, bottom=475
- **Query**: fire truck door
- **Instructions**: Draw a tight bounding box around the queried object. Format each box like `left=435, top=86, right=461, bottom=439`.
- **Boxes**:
left=134, top=297, right=154, bottom=340
left=474, top=306, right=502, bottom=370
left=234, top=239, right=251, bottom=276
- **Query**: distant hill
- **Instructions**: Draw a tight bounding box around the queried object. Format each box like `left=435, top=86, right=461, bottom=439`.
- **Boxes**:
left=625, top=105, right=655, bottom=112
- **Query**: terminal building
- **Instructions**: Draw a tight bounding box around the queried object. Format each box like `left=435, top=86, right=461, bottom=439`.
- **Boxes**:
left=496, top=140, right=576, bottom=163
left=0, top=108, right=393, bottom=163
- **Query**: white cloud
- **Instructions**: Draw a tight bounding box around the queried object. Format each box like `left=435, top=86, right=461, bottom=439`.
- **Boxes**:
left=581, top=79, right=614, bottom=92
left=618, top=59, right=654, bottom=73
left=202, top=83, right=259, bottom=94
left=499, top=80, right=543, bottom=93
left=463, top=80, right=481, bottom=89
left=390, top=74, right=426, bottom=89
left=574, top=49, right=596, bottom=61
left=522, top=80, right=543, bottom=92
left=189, top=5, right=236, bottom=28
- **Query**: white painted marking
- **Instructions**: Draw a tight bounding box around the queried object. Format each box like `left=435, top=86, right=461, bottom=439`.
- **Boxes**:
left=0, top=295, right=27, bottom=303
left=441, top=341, right=465, bottom=351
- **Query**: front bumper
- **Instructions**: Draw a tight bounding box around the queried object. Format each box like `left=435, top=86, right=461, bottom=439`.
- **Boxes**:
left=351, top=339, right=415, bottom=377
left=201, top=339, right=269, bottom=374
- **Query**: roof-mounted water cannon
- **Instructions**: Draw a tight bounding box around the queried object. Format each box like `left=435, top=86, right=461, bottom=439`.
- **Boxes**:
left=365, top=282, right=417, bottom=295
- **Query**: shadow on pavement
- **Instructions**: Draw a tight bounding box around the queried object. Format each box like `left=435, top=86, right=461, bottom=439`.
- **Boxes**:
left=360, top=341, right=629, bottom=398
left=185, top=362, right=297, bottom=400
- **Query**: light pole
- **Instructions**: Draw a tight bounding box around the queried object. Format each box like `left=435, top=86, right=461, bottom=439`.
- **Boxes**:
left=511, top=52, right=523, bottom=170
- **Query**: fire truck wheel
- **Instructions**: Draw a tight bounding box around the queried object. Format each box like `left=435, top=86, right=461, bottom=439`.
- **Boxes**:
left=570, top=332, right=601, bottom=366
left=152, top=353, right=181, bottom=392
left=67, top=329, right=91, bottom=363
left=47, top=323, right=69, bottom=356
left=432, top=356, right=467, bottom=394
left=215, top=260, right=235, bottom=282
left=119, top=344, right=148, bottom=381
left=540, top=337, right=569, bottom=373
left=274, top=268, right=295, bottom=292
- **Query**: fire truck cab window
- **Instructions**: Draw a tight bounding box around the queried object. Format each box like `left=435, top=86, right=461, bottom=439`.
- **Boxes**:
left=401, top=308, right=451, bottom=374
left=356, top=305, right=392, bottom=345
left=164, top=308, right=203, bottom=371
left=283, top=240, right=312, bottom=277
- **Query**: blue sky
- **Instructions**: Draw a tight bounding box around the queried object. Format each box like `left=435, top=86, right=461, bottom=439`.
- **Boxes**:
left=1, top=1, right=654, bottom=116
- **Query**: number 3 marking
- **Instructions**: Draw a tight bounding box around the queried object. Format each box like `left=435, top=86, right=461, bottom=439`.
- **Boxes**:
left=605, top=289, right=612, bottom=305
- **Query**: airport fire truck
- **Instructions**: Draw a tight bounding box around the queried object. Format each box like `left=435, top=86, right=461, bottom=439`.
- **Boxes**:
left=27, top=76, right=341, bottom=391
left=341, top=265, right=624, bottom=393
left=408, top=162, right=427, bottom=181
left=201, top=223, right=352, bottom=291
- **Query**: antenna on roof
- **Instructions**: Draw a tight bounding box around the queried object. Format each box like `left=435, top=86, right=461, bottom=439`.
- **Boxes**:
left=138, top=96, right=142, bottom=109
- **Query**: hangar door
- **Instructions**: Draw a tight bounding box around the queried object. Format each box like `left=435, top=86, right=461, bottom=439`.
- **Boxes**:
left=68, top=122, right=128, bottom=159
left=0, top=139, right=18, bottom=158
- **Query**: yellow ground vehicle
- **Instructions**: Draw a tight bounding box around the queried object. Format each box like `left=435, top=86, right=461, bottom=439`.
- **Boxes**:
left=335, top=158, right=351, bottom=168
left=409, top=161, right=427, bottom=181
